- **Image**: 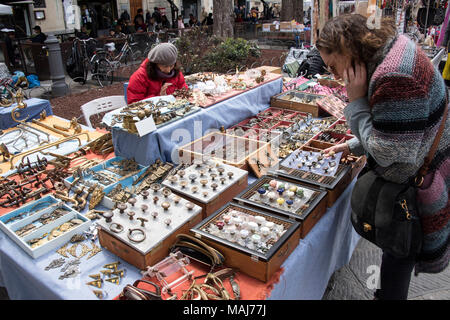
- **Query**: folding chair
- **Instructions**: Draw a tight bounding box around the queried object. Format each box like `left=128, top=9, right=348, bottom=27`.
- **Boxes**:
left=80, top=95, right=125, bottom=128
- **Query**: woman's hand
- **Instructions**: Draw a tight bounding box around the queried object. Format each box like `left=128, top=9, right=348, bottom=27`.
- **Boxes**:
left=323, top=143, right=351, bottom=158
left=343, top=62, right=368, bottom=103
left=160, top=83, right=173, bottom=96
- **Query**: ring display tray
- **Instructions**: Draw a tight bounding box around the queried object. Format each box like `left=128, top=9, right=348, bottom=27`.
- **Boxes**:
left=280, top=149, right=343, bottom=177
left=191, top=202, right=300, bottom=282
left=270, top=90, right=327, bottom=117
left=271, top=140, right=353, bottom=208
left=0, top=195, right=92, bottom=259
left=235, top=175, right=327, bottom=238
left=97, top=186, right=203, bottom=270
left=178, top=132, right=268, bottom=171
left=161, top=160, right=248, bottom=218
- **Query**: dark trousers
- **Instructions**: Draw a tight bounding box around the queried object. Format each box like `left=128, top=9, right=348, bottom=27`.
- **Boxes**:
left=375, top=251, right=416, bottom=300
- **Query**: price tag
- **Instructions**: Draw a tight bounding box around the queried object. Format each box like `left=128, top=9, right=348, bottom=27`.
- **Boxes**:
left=135, top=115, right=157, bottom=137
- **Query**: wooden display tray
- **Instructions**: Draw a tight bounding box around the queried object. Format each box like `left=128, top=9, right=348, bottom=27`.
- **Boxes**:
left=247, top=143, right=280, bottom=179
left=317, top=77, right=345, bottom=88
left=270, top=90, right=326, bottom=117
left=235, top=175, right=328, bottom=239
left=190, top=202, right=301, bottom=282
left=272, top=140, right=353, bottom=208
left=178, top=132, right=268, bottom=172
left=97, top=189, right=203, bottom=270
left=161, top=162, right=248, bottom=219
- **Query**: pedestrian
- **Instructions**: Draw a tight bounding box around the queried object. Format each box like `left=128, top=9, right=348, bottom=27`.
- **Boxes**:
left=161, top=15, right=171, bottom=29
left=134, top=16, right=147, bottom=33
left=126, top=42, right=188, bottom=103
left=147, top=17, right=157, bottom=33
left=317, top=14, right=449, bottom=300
left=200, top=7, right=208, bottom=25
left=145, top=10, right=151, bottom=24
left=134, top=8, right=144, bottom=26
left=152, top=7, right=162, bottom=24
left=29, top=25, right=47, bottom=43
left=120, top=10, right=130, bottom=23
left=206, top=13, right=213, bottom=26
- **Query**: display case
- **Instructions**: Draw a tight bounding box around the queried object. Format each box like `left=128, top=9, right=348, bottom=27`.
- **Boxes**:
left=190, top=202, right=301, bottom=282
left=270, top=90, right=327, bottom=117
left=178, top=132, right=268, bottom=171
left=0, top=195, right=92, bottom=259
left=161, top=160, right=248, bottom=218
left=272, top=140, right=354, bottom=207
left=235, top=175, right=327, bottom=238
left=97, top=186, right=203, bottom=270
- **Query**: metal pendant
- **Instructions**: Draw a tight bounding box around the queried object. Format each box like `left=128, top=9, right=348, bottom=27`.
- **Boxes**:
left=100, top=269, right=114, bottom=277
left=87, top=242, right=102, bottom=260
left=89, top=274, right=102, bottom=280
left=78, top=243, right=92, bottom=259
left=86, top=279, right=103, bottom=288
left=60, top=259, right=81, bottom=272
left=44, top=258, right=66, bottom=271
left=56, top=243, right=69, bottom=258
left=67, top=243, right=79, bottom=258
left=103, top=261, right=120, bottom=270
left=105, top=276, right=120, bottom=285
left=111, top=269, right=126, bottom=278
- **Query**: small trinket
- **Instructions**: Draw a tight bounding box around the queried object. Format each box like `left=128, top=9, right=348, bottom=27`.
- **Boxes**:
left=89, top=274, right=102, bottom=280
left=277, top=198, right=285, bottom=206
left=173, top=195, right=181, bottom=204
left=265, top=222, right=275, bottom=230
left=189, top=174, right=197, bottom=182
left=227, top=172, right=234, bottom=179
left=168, top=176, right=178, bottom=184
left=296, top=189, right=304, bottom=198
left=56, top=243, right=69, bottom=258
left=92, top=290, right=107, bottom=299
left=191, top=186, right=198, bottom=193
left=153, top=196, right=159, bottom=204
left=45, top=258, right=66, bottom=271
left=128, top=198, right=137, bottom=207
left=248, top=222, right=258, bottom=233
left=260, top=227, right=270, bottom=236
left=269, top=180, right=277, bottom=188
left=267, top=192, right=276, bottom=202
left=216, top=221, right=225, bottom=230
left=87, top=243, right=102, bottom=260
left=203, top=191, right=209, bottom=197
left=103, top=261, right=121, bottom=270
left=151, top=211, right=158, bottom=219
left=162, top=188, right=172, bottom=198
left=257, top=187, right=266, bottom=196
left=286, top=199, right=294, bottom=208
left=199, top=169, right=206, bottom=177
left=105, top=277, right=121, bottom=285
left=211, top=183, right=218, bottom=191
left=161, top=202, right=171, bottom=210
left=251, top=234, right=261, bottom=244
left=277, top=187, right=285, bottom=195
left=117, top=203, right=127, bottom=214
left=200, top=179, right=208, bottom=187
left=112, top=269, right=126, bottom=278
left=220, top=177, right=226, bottom=185
left=141, top=204, right=148, bottom=213
left=137, top=217, right=148, bottom=227
left=179, top=180, right=188, bottom=188
left=287, top=191, right=295, bottom=199
left=78, top=243, right=92, bottom=259
left=240, top=229, right=249, bottom=239
left=100, top=269, right=114, bottom=277
left=185, top=202, right=195, bottom=210
left=141, top=190, right=149, bottom=199
left=210, top=173, right=217, bottom=180
left=263, top=183, right=270, bottom=190
left=127, top=211, right=135, bottom=220
left=255, top=216, right=266, bottom=225
left=223, top=215, right=231, bottom=224
left=178, top=170, right=186, bottom=178
left=103, top=211, right=113, bottom=223
left=164, top=218, right=172, bottom=226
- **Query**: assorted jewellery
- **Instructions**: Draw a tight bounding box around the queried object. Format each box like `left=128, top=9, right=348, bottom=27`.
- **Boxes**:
left=56, top=239, right=102, bottom=260
left=27, top=218, right=85, bottom=249
left=162, top=160, right=247, bottom=203
left=281, top=149, right=343, bottom=177
left=199, top=206, right=287, bottom=255
left=58, top=259, right=81, bottom=280
left=44, top=258, right=66, bottom=271
left=14, top=207, right=71, bottom=238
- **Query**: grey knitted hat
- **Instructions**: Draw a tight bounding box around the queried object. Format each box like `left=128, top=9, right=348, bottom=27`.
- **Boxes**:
left=147, top=43, right=178, bottom=65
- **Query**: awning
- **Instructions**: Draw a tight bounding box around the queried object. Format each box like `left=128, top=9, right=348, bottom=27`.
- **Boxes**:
left=0, top=4, right=13, bottom=15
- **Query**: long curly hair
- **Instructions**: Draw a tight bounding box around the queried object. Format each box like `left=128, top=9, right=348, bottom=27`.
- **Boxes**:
left=316, top=14, right=396, bottom=64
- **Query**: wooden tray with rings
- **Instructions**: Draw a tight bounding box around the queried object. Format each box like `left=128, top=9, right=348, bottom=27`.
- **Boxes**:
left=190, top=202, right=300, bottom=282
left=235, top=175, right=328, bottom=238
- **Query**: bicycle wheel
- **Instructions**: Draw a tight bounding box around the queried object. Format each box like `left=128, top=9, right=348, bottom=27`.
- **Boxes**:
left=94, top=58, right=114, bottom=87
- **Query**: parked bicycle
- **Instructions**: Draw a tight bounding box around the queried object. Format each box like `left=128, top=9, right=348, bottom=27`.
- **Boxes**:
left=67, top=37, right=114, bottom=88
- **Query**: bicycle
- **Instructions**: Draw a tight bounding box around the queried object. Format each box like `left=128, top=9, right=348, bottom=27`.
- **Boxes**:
left=70, top=37, right=114, bottom=88
left=99, top=34, right=144, bottom=67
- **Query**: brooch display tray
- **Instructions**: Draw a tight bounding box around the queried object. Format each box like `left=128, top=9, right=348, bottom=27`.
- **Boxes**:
left=178, top=132, right=268, bottom=171
left=97, top=188, right=203, bottom=270
left=270, top=90, right=327, bottom=117
left=235, top=175, right=327, bottom=238
left=161, top=161, right=248, bottom=218
left=191, top=202, right=300, bottom=282
left=271, top=140, right=353, bottom=207
left=0, top=195, right=91, bottom=259
left=280, top=149, right=343, bottom=177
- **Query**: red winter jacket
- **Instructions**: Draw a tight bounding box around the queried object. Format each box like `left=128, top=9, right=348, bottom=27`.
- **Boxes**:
left=126, top=58, right=188, bottom=104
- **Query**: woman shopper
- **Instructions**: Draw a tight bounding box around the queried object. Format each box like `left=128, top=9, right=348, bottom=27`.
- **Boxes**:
left=126, top=43, right=188, bottom=104
left=317, top=14, right=449, bottom=300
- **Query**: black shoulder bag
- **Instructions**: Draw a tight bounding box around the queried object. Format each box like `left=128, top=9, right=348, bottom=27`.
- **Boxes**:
left=350, top=104, right=448, bottom=259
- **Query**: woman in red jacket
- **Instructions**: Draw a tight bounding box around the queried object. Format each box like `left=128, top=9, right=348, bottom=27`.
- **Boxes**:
left=126, top=42, right=188, bottom=104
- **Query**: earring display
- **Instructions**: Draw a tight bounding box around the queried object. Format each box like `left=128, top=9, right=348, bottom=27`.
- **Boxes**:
left=162, top=159, right=248, bottom=218
left=190, top=203, right=300, bottom=282
left=0, top=195, right=92, bottom=259
left=97, top=186, right=202, bottom=270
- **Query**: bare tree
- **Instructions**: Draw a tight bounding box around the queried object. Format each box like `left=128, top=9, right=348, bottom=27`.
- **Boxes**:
left=213, top=0, right=234, bottom=38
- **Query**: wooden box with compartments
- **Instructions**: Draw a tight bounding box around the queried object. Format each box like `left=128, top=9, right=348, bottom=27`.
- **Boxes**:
left=190, top=202, right=301, bottom=282
left=161, top=160, right=248, bottom=219
left=270, top=90, right=327, bottom=117
left=97, top=185, right=203, bottom=270
left=271, top=140, right=355, bottom=208
left=235, top=175, right=328, bottom=239
left=178, top=131, right=268, bottom=172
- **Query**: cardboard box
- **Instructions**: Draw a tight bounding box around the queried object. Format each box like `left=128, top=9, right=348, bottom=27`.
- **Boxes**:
left=280, top=21, right=293, bottom=32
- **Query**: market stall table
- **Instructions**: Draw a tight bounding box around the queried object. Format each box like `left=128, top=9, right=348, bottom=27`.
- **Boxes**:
left=0, top=177, right=359, bottom=300
left=0, top=98, right=53, bottom=130
left=109, top=76, right=284, bottom=165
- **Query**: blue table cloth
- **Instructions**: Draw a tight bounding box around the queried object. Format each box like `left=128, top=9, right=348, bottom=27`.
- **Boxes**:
left=111, top=78, right=283, bottom=166
left=0, top=98, right=53, bottom=130
left=0, top=178, right=359, bottom=300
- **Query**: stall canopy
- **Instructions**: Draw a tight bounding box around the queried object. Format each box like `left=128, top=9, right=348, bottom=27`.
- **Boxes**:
left=0, top=5, right=13, bottom=16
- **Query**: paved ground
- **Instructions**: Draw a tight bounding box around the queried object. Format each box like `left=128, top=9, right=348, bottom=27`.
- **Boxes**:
left=322, top=238, right=450, bottom=300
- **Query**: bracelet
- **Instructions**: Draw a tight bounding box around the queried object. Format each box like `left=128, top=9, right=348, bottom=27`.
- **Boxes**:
left=128, top=228, right=146, bottom=243
left=110, top=223, right=124, bottom=233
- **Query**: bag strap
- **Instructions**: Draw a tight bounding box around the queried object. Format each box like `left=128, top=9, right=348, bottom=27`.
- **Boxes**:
left=415, top=101, right=448, bottom=186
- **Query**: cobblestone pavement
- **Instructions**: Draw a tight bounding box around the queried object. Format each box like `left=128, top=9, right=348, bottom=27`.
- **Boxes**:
left=322, top=238, right=450, bottom=300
